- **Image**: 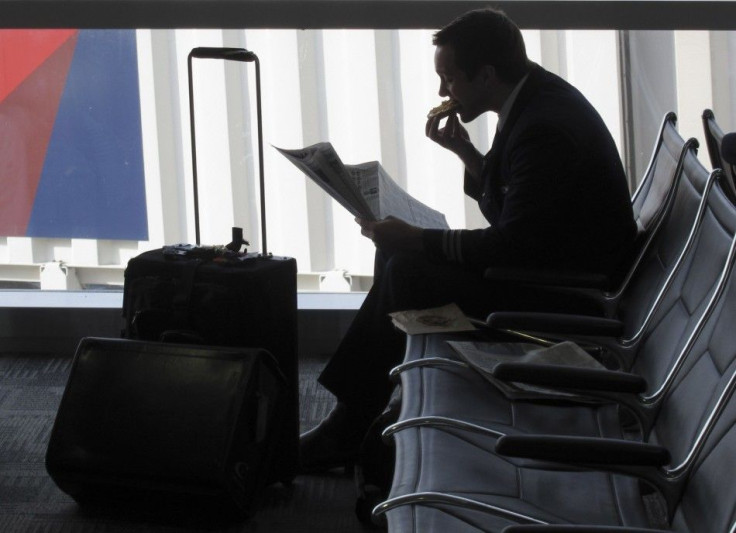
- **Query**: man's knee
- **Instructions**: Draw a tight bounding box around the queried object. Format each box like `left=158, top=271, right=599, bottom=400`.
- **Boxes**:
left=382, top=252, right=428, bottom=283
left=380, top=252, right=450, bottom=310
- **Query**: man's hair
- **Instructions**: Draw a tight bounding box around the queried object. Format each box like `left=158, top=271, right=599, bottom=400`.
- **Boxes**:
left=433, top=8, right=530, bottom=83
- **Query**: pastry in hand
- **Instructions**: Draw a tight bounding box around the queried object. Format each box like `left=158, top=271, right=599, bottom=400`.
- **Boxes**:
left=427, top=99, right=460, bottom=119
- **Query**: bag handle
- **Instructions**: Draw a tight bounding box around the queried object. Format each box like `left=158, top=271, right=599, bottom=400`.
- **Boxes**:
left=187, top=47, right=268, bottom=255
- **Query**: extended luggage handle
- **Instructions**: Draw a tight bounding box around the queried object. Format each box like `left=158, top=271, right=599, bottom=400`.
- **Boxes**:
left=187, top=47, right=268, bottom=255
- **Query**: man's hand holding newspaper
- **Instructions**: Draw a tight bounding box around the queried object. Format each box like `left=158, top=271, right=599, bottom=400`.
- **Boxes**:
left=354, top=216, right=425, bottom=253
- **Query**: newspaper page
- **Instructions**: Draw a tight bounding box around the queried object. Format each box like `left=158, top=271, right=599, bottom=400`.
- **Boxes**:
left=275, top=143, right=374, bottom=219
left=276, top=142, right=449, bottom=229
left=345, top=162, right=449, bottom=229
left=446, top=340, right=605, bottom=401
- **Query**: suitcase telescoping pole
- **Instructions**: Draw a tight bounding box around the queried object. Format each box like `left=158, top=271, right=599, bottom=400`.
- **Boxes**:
left=187, top=47, right=267, bottom=255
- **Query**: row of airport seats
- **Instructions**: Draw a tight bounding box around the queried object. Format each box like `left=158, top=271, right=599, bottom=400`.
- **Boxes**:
left=375, top=110, right=736, bottom=532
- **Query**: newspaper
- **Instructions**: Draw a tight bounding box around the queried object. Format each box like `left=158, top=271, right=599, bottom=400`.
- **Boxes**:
left=446, top=340, right=605, bottom=401
left=275, top=142, right=449, bottom=229
left=390, top=303, right=477, bottom=335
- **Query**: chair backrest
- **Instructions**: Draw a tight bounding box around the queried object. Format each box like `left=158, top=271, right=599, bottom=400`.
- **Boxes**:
left=669, top=396, right=736, bottom=532
left=702, top=109, right=736, bottom=202
left=638, top=182, right=736, bottom=528
left=616, top=138, right=707, bottom=342
left=631, top=112, right=681, bottom=233
left=605, top=113, right=684, bottom=294
left=631, top=172, right=733, bottom=403
left=667, top=359, right=736, bottom=532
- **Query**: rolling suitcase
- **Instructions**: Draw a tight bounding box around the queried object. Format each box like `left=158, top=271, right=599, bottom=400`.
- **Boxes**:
left=122, top=247, right=298, bottom=484
left=46, top=337, right=287, bottom=519
left=121, top=46, right=298, bottom=483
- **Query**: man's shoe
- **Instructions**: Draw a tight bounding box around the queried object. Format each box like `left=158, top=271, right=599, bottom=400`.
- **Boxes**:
left=299, top=403, right=369, bottom=474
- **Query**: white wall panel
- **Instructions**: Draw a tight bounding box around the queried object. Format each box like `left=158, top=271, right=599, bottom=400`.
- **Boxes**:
left=135, top=29, right=166, bottom=250
left=566, top=30, right=622, bottom=151
left=146, top=29, right=189, bottom=248
left=322, top=29, right=382, bottom=276
left=7, top=237, right=34, bottom=264
left=675, top=31, right=714, bottom=167
left=179, top=29, right=235, bottom=246
left=622, top=31, right=678, bottom=184
left=710, top=31, right=736, bottom=134
left=398, top=29, right=470, bottom=230
left=296, top=30, right=335, bottom=272
left=242, top=29, right=312, bottom=262
left=538, top=30, right=566, bottom=78
left=375, top=30, right=407, bottom=188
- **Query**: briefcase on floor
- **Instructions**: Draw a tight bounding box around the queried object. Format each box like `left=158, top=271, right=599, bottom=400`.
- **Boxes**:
left=46, top=337, right=287, bottom=518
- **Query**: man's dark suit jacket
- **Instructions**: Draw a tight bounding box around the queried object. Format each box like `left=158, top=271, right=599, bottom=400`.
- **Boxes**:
left=424, top=64, right=637, bottom=278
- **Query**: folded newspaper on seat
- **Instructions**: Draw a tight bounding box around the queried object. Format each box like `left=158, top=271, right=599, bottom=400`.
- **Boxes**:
left=390, top=303, right=477, bottom=335
left=275, top=142, right=449, bottom=229
left=446, top=340, right=605, bottom=401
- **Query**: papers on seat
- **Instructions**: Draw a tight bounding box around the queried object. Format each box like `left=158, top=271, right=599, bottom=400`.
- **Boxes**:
left=390, top=303, right=477, bottom=335
left=446, top=340, right=605, bottom=401
left=275, top=142, right=449, bottom=229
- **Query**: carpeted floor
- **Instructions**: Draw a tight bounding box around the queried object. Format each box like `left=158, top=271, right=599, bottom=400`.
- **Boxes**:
left=0, top=352, right=376, bottom=532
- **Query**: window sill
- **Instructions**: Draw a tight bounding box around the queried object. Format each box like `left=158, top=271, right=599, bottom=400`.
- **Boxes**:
left=0, top=289, right=366, bottom=310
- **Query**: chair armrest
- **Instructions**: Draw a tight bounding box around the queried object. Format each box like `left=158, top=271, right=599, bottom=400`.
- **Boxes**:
left=486, top=311, right=624, bottom=337
left=503, top=526, right=667, bottom=532
left=492, top=363, right=647, bottom=394
left=496, top=435, right=671, bottom=466
left=484, top=266, right=610, bottom=290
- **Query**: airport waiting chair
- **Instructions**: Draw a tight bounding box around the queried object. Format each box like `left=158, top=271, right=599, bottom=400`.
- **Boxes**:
left=483, top=113, right=693, bottom=319
left=702, top=108, right=736, bottom=202
left=495, top=225, right=736, bottom=531
left=386, top=166, right=730, bottom=451
left=504, top=125, right=736, bottom=533
left=377, top=172, right=736, bottom=532
left=380, top=147, right=722, bottom=478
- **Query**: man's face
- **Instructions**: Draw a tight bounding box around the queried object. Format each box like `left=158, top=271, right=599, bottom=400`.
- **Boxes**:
left=434, top=44, right=493, bottom=122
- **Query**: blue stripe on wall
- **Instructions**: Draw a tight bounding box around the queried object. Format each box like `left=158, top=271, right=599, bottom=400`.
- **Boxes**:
left=27, top=30, right=148, bottom=241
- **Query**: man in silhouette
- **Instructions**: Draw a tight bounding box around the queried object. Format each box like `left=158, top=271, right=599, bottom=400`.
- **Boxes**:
left=300, top=8, right=637, bottom=472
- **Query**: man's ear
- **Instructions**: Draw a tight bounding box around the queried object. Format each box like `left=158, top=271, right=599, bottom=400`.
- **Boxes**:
left=479, top=64, right=498, bottom=87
